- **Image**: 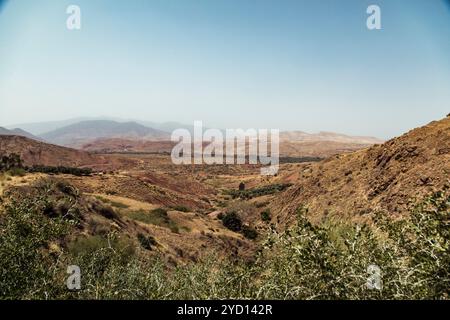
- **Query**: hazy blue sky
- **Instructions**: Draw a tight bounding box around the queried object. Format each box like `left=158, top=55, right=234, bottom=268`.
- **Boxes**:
left=0, top=0, right=449, bottom=138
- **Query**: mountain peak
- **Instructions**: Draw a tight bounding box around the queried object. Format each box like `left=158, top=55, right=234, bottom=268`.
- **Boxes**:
left=0, top=127, right=42, bottom=141
left=40, top=120, right=170, bottom=148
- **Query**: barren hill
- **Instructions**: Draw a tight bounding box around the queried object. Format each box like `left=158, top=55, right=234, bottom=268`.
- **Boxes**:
left=273, top=116, right=450, bottom=224
left=279, top=140, right=377, bottom=158
left=81, top=138, right=376, bottom=158
left=0, top=135, right=122, bottom=169
left=280, top=130, right=383, bottom=144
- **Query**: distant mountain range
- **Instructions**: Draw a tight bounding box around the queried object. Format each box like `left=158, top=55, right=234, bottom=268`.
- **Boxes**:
left=0, top=126, right=42, bottom=141
left=7, top=117, right=195, bottom=136
left=3, top=118, right=384, bottom=151
left=39, top=120, right=170, bottom=148
left=6, top=118, right=103, bottom=135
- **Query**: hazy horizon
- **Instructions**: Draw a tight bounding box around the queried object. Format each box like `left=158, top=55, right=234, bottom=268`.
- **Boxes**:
left=1, top=115, right=446, bottom=140
left=1, top=0, right=449, bottom=139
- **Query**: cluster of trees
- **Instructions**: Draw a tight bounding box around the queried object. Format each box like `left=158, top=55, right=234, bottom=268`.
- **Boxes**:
left=219, top=211, right=259, bottom=240
left=0, top=154, right=23, bottom=171
left=28, top=165, right=92, bottom=176
left=227, top=183, right=293, bottom=199
left=0, top=153, right=92, bottom=176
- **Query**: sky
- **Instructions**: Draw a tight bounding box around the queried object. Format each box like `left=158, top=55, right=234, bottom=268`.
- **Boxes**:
left=0, top=0, right=449, bottom=139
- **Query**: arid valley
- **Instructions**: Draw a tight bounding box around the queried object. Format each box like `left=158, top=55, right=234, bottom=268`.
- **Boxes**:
left=1, top=0, right=449, bottom=308
left=0, top=116, right=448, bottom=299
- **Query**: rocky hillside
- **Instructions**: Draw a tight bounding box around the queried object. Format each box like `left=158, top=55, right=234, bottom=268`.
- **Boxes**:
left=273, top=116, right=450, bottom=224
left=0, top=135, right=123, bottom=169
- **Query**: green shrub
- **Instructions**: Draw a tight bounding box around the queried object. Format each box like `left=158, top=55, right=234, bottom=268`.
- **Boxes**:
left=242, top=225, right=258, bottom=240
left=226, top=183, right=292, bottom=199
left=221, top=211, right=242, bottom=232
left=0, top=197, right=71, bottom=299
left=137, top=233, right=157, bottom=250
left=95, top=196, right=129, bottom=209
left=55, top=180, right=79, bottom=197
left=28, top=165, right=92, bottom=176
left=127, top=208, right=179, bottom=233
left=91, top=201, right=118, bottom=220
left=68, top=234, right=135, bottom=261
left=7, top=167, right=26, bottom=177
left=108, top=201, right=129, bottom=209
left=68, top=235, right=110, bottom=256
left=260, top=209, right=271, bottom=222
left=170, top=205, right=190, bottom=212
left=0, top=153, right=23, bottom=171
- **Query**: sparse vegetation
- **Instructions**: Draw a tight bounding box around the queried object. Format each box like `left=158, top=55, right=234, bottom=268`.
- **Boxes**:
left=68, top=234, right=134, bottom=258
left=6, top=167, right=27, bottom=177
left=91, top=201, right=118, bottom=220
left=1, top=184, right=448, bottom=299
left=279, top=156, right=322, bottom=163
left=226, top=183, right=293, bottom=199
left=0, top=178, right=448, bottom=299
left=95, top=196, right=130, bottom=209
left=220, top=211, right=258, bottom=240
left=242, top=225, right=258, bottom=240
left=127, top=208, right=179, bottom=233
left=170, top=205, right=190, bottom=212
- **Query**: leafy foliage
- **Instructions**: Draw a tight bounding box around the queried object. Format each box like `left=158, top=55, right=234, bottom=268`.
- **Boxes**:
left=0, top=181, right=448, bottom=300
left=28, top=165, right=92, bottom=176
left=242, top=225, right=258, bottom=240
left=0, top=154, right=23, bottom=171
left=0, top=182, right=76, bottom=298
